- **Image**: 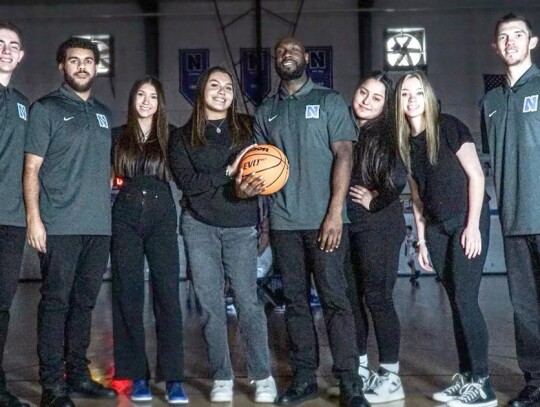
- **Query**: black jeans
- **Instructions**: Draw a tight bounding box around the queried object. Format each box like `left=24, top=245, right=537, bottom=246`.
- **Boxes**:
left=0, top=225, right=26, bottom=385
left=270, top=228, right=358, bottom=384
left=111, top=180, right=184, bottom=382
left=347, top=225, right=404, bottom=364
left=503, top=235, right=540, bottom=386
left=37, top=235, right=110, bottom=388
left=426, top=203, right=490, bottom=378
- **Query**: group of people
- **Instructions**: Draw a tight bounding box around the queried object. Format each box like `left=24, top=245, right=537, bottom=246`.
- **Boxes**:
left=0, top=10, right=539, bottom=407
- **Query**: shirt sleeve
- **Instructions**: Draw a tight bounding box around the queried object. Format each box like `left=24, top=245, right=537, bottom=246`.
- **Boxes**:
left=325, top=92, right=357, bottom=144
left=24, top=101, right=52, bottom=158
left=167, top=128, right=231, bottom=196
left=253, top=107, right=268, bottom=144
left=444, top=115, right=474, bottom=154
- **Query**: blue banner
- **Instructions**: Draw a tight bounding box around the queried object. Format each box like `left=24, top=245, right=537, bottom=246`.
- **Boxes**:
left=306, top=46, right=333, bottom=89
left=179, top=49, right=209, bottom=105
left=240, top=48, right=271, bottom=106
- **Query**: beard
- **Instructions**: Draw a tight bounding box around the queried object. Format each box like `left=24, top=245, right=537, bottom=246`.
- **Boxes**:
left=275, top=58, right=307, bottom=81
left=64, top=71, right=95, bottom=93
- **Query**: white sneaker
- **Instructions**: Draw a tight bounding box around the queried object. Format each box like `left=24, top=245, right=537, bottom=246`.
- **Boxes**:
left=364, top=369, right=405, bottom=404
left=432, top=373, right=469, bottom=402
left=254, top=376, right=277, bottom=403
left=210, top=380, right=234, bottom=402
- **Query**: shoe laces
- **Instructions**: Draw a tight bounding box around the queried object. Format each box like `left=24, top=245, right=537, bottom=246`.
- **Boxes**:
left=457, top=382, right=486, bottom=402
left=444, top=373, right=467, bottom=395
left=364, top=372, right=381, bottom=392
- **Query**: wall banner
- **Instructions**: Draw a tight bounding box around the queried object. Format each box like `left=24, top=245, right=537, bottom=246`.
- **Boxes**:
left=240, top=48, right=271, bottom=106
left=306, top=46, right=333, bottom=89
left=179, top=49, right=209, bottom=105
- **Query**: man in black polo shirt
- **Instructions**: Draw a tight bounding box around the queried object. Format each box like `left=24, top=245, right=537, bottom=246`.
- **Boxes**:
left=242, top=37, right=367, bottom=407
left=23, top=37, right=116, bottom=407
left=0, top=21, right=30, bottom=407
left=481, top=13, right=540, bottom=407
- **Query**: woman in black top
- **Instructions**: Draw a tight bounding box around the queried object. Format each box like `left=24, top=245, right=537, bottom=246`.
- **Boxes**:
left=111, top=77, right=187, bottom=404
left=396, top=71, right=496, bottom=407
left=343, top=72, right=406, bottom=404
left=168, top=66, right=275, bottom=403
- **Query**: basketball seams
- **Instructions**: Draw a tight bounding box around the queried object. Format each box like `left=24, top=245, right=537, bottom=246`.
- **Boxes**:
left=239, top=144, right=289, bottom=195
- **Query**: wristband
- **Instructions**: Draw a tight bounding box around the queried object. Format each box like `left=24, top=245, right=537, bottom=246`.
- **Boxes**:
left=417, top=239, right=427, bottom=246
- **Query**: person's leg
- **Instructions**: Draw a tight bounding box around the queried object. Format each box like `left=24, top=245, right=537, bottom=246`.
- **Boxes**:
left=270, top=230, right=316, bottom=384
left=181, top=212, right=232, bottom=380
left=222, top=225, right=270, bottom=380
left=345, top=231, right=369, bottom=359
left=304, top=228, right=359, bottom=378
left=111, top=216, right=147, bottom=380
left=37, top=235, right=81, bottom=388
left=504, top=235, right=540, bottom=387
left=64, top=236, right=110, bottom=381
left=0, top=226, right=26, bottom=384
left=145, top=199, right=184, bottom=383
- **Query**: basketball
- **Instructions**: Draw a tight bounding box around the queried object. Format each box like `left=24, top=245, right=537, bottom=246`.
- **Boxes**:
left=239, top=144, right=289, bottom=195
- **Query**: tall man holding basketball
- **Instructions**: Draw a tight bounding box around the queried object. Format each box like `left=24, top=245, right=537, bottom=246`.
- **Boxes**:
left=481, top=13, right=540, bottom=407
left=0, top=21, right=30, bottom=407
left=239, top=36, right=368, bottom=407
left=24, top=37, right=117, bottom=407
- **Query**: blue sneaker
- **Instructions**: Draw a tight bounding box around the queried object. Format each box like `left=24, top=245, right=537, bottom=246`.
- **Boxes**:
left=131, top=379, right=152, bottom=402
left=166, top=381, right=189, bottom=405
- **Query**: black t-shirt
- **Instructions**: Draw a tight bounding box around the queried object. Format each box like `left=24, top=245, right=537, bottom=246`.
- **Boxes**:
left=410, top=114, right=474, bottom=223
left=168, top=118, right=258, bottom=228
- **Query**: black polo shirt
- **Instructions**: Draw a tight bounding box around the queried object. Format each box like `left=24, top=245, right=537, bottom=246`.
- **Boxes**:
left=0, top=82, right=28, bottom=227
left=253, top=78, right=356, bottom=230
left=25, top=84, right=112, bottom=235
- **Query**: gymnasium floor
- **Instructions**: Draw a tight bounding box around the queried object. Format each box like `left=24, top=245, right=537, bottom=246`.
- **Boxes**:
left=4, top=275, right=522, bottom=406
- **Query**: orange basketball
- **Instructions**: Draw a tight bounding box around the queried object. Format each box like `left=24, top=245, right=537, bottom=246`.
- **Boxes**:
left=239, top=144, right=289, bottom=195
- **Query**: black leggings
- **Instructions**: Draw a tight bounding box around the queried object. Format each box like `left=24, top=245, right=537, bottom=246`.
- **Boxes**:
left=346, top=223, right=404, bottom=364
left=426, top=203, right=490, bottom=377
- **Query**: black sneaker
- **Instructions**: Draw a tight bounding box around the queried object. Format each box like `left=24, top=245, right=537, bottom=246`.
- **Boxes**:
left=446, top=376, right=497, bottom=407
left=339, top=377, right=370, bottom=407
left=509, top=385, right=540, bottom=407
left=0, top=388, right=30, bottom=407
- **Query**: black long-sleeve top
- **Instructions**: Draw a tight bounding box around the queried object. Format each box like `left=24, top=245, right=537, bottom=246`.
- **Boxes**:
left=347, top=120, right=407, bottom=233
left=168, top=118, right=258, bottom=228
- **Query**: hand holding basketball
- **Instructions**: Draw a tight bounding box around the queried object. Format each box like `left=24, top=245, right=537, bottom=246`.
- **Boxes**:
left=238, top=144, right=289, bottom=196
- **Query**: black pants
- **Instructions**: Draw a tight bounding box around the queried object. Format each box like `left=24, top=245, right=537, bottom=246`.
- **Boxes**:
left=426, top=204, right=490, bottom=378
left=270, top=228, right=358, bottom=384
left=0, top=225, right=26, bottom=386
left=503, top=235, right=540, bottom=386
left=37, top=235, right=110, bottom=388
left=347, top=224, right=404, bottom=364
left=111, top=180, right=184, bottom=382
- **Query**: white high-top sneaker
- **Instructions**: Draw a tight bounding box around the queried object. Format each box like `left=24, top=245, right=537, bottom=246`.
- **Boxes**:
left=364, top=368, right=405, bottom=404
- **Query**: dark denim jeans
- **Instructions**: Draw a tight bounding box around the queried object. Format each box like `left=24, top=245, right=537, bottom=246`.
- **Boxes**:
left=0, top=225, right=26, bottom=385
left=503, top=234, right=540, bottom=386
left=270, top=228, right=359, bottom=384
left=37, top=235, right=110, bottom=388
left=426, top=203, right=490, bottom=378
left=181, top=211, right=270, bottom=380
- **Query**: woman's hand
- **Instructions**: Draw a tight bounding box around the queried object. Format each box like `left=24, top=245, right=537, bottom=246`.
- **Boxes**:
left=461, top=225, right=482, bottom=259
left=227, top=144, right=257, bottom=178
left=417, top=242, right=434, bottom=272
left=235, top=167, right=266, bottom=198
left=349, top=185, right=379, bottom=210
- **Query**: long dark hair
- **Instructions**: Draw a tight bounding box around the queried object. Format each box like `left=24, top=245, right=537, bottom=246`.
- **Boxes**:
left=189, top=66, right=251, bottom=147
left=353, top=71, right=397, bottom=190
left=113, top=76, right=170, bottom=181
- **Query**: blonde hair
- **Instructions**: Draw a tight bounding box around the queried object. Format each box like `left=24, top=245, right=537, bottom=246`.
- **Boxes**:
left=395, top=71, right=439, bottom=171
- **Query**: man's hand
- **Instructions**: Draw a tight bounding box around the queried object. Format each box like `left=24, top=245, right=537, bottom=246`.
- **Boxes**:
left=318, top=211, right=343, bottom=252
left=27, top=217, right=47, bottom=253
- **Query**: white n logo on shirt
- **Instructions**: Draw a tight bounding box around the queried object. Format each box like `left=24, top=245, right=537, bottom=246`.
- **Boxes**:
left=305, top=105, right=320, bottom=119
left=523, top=95, right=538, bottom=113
left=96, top=113, right=109, bottom=128
left=17, top=103, right=27, bottom=121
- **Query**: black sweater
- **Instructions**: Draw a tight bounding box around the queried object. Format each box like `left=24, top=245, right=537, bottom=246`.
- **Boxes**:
left=168, top=118, right=258, bottom=228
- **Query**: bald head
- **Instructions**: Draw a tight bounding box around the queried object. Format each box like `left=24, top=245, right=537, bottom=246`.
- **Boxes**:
left=274, top=36, right=309, bottom=82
